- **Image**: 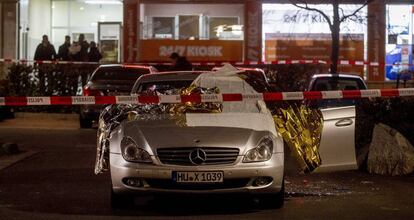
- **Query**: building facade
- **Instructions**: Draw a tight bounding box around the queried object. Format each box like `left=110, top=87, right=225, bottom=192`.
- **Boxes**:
left=1, top=0, right=414, bottom=81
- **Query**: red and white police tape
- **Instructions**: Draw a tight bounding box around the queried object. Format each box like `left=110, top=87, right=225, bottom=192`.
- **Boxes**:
left=1, top=58, right=413, bottom=67
left=0, top=58, right=327, bottom=65
left=0, top=58, right=99, bottom=65
left=1, top=88, right=414, bottom=106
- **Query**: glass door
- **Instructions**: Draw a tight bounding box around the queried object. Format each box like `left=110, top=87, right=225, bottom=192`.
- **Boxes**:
left=177, top=15, right=200, bottom=40
left=98, top=22, right=121, bottom=63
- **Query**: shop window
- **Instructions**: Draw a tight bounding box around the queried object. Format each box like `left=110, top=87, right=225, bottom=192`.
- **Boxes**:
left=52, top=28, right=69, bottom=47
left=263, top=4, right=367, bottom=76
left=385, top=5, right=413, bottom=80
left=178, top=15, right=200, bottom=40
left=208, top=17, right=241, bottom=40
left=72, top=33, right=95, bottom=43
left=52, top=1, right=69, bottom=27
left=49, top=0, right=122, bottom=53
left=152, top=17, right=175, bottom=39
left=69, top=1, right=122, bottom=30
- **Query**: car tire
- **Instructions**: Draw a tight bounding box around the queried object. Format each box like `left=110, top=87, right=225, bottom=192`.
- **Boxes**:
left=79, top=115, right=93, bottom=128
left=258, top=179, right=285, bottom=209
left=110, top=188, right=134, bottom=209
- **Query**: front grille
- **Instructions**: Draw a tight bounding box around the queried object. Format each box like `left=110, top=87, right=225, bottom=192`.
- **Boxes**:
left=146, top=178, right=250, bottom=190
left=157, top=147, right=239, bottom=166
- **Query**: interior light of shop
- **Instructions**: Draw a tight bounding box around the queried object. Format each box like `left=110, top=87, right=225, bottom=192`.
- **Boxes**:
left=80, top=7, right=85, bottom=10
left=215, top=25, right=225, bottom=37
left=232, top=26, right=243, bottom=35
left=84, top=0, right=122, bottom=5
left=231, top=25, right=243, bottom=31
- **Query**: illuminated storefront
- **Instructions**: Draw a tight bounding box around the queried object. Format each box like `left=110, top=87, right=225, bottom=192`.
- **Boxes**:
left=262, top=4, right=367, bottom=76
left=385, top=5, right=413, bottom=80
left=19, top=0, right=123, bottom=62
left=4, top=0, right=412, bottom=81
left=137, top=3, right=246, bottom=62
left=20, top=0, right=248, bottom=63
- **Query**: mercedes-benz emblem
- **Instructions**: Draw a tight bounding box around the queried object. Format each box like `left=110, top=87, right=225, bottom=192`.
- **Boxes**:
left=189, top=148, right=207, bottom=165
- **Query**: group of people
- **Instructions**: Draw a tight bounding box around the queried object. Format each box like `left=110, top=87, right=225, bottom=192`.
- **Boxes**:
left=34, top=34, right=102, bottom=62
left=34, top=33, right=194, bottom=69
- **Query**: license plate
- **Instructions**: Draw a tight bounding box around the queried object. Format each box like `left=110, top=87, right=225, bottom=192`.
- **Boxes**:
left=172, top=171, right=224, bottom=183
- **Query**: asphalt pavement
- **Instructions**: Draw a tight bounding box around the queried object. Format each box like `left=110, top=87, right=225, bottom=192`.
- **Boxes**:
left=0, top=120, right=413, bottom=220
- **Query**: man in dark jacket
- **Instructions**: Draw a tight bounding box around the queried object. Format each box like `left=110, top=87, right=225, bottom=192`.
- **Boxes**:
left=169, top=52, right=193, bottom=71
left=57, top=35, right=71, bottom=61
left=88, top=41, right=102, bottom=62
left=72, top=34, right=89, bottom=61
left=34, top=35, right=57, bottom=61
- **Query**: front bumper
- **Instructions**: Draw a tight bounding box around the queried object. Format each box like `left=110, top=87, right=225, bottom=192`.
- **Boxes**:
left=110, top=153, right=284, bottom=195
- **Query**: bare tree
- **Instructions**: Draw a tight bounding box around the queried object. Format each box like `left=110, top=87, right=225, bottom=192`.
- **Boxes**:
left=289, top=0, right=373, bottom=74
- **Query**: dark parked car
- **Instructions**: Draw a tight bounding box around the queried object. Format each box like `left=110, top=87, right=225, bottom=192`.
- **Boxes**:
left=79, top=64, right=157, bottom=128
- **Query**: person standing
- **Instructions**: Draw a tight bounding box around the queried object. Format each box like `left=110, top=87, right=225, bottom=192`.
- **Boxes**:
left=169, top=52, right=193, bottom=71
left=88, top=41, right=102, bottom=62
left=72, top=34, right=89, bottom=61
left=34, top=35, right=57, bottom=61
left=57, top=35, right=71, bottom=61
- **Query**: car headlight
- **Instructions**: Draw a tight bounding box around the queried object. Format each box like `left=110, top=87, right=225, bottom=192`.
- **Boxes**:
left=121, top=137, right=152, bottom=163
left=243, top=137, right=273, bottom=163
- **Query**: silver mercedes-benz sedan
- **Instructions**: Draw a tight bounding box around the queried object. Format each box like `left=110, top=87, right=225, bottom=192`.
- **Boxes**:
left=107, top=70, right=285, bottom=208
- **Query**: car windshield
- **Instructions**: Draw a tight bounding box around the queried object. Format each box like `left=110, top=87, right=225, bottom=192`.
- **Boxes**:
left=91, top=67, right=150, bottom=82
left=137, top=80, right=194, bottom=95
left=311, top=77, right=365, bottom=109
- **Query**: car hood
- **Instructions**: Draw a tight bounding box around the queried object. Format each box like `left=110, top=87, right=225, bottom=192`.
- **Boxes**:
left=111, top=113, right=279, bottom=155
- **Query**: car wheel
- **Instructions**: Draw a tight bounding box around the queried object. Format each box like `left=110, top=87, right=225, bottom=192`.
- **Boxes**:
left=79, top=115, right=93, bottom=128
left=110, top=188, right=134, bottom=209
left=258, top=179, right=285, bottom=209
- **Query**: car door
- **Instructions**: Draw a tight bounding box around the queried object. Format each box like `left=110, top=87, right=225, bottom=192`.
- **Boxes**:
left=309, top=76, right=363, bottom=172
left=315, top=105, right=357, bottom=172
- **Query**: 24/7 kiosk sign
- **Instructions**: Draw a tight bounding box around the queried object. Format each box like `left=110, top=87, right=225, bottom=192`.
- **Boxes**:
left=139, top=39, right=243, bottom=62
